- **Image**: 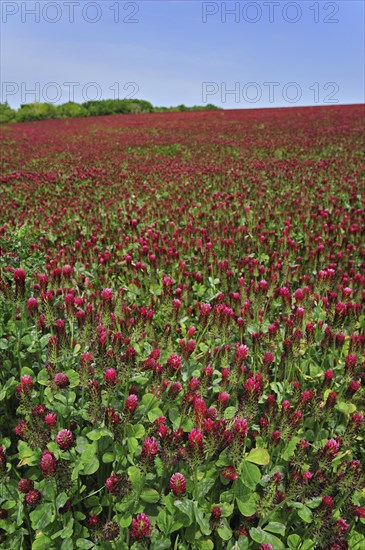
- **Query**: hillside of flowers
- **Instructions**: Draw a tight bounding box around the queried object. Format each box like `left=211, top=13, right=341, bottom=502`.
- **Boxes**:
left=0, top=104, right=364, bottom=550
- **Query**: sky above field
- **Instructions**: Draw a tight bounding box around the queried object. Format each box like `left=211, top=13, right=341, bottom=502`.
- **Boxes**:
left=1, top=0, right=364, bottom=109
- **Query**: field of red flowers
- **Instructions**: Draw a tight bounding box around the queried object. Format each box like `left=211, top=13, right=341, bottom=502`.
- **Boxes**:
left=0, top=105, right=364, bottom=550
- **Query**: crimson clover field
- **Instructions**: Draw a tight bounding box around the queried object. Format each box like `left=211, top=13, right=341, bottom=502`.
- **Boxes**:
left=0, top=105, right=364, bottom=549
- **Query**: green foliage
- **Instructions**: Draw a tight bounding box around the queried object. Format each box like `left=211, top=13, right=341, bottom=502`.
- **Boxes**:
left=0, top=102, right=17, bottom=124
left=56, top=102, right=87, bottom=118
left=1, top=98, right=220, bottom=124
left=16, top=103, right=57, bottom=122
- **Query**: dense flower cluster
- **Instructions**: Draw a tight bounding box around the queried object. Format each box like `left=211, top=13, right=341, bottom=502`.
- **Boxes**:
left=0, top=105, right=364, bottom=548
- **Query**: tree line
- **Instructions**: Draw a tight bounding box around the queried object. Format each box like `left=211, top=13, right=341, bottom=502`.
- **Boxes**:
left=0, top=99, right=220, bottom=123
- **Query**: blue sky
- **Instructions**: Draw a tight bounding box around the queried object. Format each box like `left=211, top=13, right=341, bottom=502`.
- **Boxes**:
left=1, top=0, right=364, bottom=109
